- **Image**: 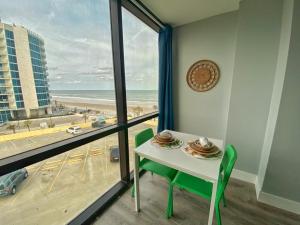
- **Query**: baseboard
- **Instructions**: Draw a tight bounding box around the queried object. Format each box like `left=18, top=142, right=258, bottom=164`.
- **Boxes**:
left=258, top=191, right=300, bottom=215
left=231, top=169, right=260, bottom=199
left=231, top=169, right=257, bottom=184
left=230, top=169, right=300, bottom=215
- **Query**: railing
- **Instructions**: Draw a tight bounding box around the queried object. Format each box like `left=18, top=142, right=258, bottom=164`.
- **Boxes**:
left=0, top=67, right=9, bottom=72
left=0, top=91, right=13, bottom=95
left=0, top=83, right=12, bottom=87
left=0, top=74, right=10, bottom=79
left=0, top=106, right=9, bottom=111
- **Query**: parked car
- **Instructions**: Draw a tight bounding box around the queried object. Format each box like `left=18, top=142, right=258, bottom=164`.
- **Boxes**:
left=109, top=146, right=120, bottom=162
left=92, top=115, right=106, bottom=128
left=66, top=126, right=82, bottom=134
left=92, top=120, right=106, bottom=128
left=0, top=168, right=28, bottom=196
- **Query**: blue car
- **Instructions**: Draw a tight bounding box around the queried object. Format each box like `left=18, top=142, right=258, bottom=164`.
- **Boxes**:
left=0, top=168, right=28, bottom=196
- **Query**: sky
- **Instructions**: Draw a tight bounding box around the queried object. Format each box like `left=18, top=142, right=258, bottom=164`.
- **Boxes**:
left=0, top=0, right=159, bottom=90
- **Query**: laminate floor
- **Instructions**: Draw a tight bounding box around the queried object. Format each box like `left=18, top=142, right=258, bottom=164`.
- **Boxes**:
left=93, top=172, right=300, bottom=225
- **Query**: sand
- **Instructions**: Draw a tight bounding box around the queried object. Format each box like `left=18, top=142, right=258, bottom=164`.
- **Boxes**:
left=52, top=96, right=158, bottom=117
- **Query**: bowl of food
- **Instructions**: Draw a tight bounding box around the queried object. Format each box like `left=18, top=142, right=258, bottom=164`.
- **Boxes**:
left=154, top=131, right=174, bottom=144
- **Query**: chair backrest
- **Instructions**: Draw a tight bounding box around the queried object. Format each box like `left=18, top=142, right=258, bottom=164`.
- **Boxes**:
left=135, top=128, right=154, bottom=148
left=217, top=144, right=237, bottom=202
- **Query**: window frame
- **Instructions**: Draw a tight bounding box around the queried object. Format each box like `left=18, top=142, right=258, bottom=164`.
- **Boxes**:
left=0, top=0, right=161, bottom=224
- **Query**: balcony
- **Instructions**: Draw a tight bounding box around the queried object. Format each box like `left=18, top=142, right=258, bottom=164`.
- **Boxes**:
left=0, top=74, right=10, bottom=80
left=0, top=60, right=8, bottom=64
left=0, top=91, right=13, bottom=96
left=0, top=66, right=9, bottom=72
left=0, top=48, right=7, bottom=56
left=0, top=106, right=9, bottom=111
left=0, top=83, right=12, bottom=88
left=0, top=42, right=6, bottom=49
left=0, top=99, right=9, bottom=103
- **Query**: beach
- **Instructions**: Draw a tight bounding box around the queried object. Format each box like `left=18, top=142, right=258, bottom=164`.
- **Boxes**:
left=51, top=95, right=158, bottom=117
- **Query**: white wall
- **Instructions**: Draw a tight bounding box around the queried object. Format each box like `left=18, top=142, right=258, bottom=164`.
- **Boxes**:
left=257, top=0, right=293, bottom=196
left=174, top=0, right=284, bottom=174
left=172, top=0, right=300, bottom=211
left=173, top=11, right=237, bottom=140
left=262, top=0, right=300, bottom=202
left=225, top=0, right=283, bottom=174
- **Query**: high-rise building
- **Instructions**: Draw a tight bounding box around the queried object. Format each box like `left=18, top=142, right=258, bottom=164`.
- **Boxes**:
left=0, top=22, right=51, bottom=123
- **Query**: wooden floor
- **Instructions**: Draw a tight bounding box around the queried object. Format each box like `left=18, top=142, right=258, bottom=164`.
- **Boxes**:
left=93, top=172, right=300, bottom=225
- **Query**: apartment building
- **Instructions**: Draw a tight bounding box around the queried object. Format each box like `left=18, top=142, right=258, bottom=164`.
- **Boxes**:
left=0, top=22, right=51, bottom=123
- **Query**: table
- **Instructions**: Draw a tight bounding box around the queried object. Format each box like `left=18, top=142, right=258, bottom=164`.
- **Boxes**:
left=134, top=130, right=224, bottom=225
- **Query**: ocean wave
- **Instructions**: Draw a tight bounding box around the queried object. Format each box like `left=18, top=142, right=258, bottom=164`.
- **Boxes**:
left=51, top=95, right=158, bottom=105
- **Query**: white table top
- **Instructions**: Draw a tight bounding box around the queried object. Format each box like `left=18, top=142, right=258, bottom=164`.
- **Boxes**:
left=134, top=130, right=224, bottom=182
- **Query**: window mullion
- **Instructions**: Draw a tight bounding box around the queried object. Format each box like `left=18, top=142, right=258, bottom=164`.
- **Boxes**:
left=109, top=0, right=130, bottom=184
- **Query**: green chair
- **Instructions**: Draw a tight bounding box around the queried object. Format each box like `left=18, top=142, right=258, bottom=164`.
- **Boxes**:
left=167, top=145, right=237, bottom=225
left=131, top=129, right=178, bottom=209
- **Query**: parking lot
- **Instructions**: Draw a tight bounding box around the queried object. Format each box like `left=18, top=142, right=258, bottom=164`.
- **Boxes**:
left=0, top=121, right=157, bottom=225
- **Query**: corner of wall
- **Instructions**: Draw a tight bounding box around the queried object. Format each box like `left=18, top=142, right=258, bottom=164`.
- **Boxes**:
left=256, top=0, right=294, bottom=197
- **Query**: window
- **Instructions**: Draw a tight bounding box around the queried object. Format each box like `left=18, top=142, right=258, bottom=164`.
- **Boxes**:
left=128, top=119, right=158, bottom=171
left=12, top=79, right=21, bottom=86
left=122, top=8, right=159, bottom=120
left=9, top=63, right=18, bottom=71
left=0, top=135, right=120, bottom=225
left=16, top=101, right=24, bottom=108
left=8, top=55, right=17, bottom=63
left=5, top=30, right=14, bottom=39
left=0, top=0, right=159, bottom=224
left=7, top=47, right=16, bottom=55
left=0, top=0, right=117, bottom=157
left=11, top=71, right=19, bottom=78
left=6, top=39, right=15, bottom=47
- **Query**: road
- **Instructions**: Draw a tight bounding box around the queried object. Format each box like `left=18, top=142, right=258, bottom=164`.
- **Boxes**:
left=0, top=127, right=95, bottom=159
left=0, top=114, right=84, bottom=134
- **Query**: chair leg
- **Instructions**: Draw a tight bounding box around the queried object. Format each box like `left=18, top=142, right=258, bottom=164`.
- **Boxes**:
left=222, top=194, right=227, bottom=207
left=215, top=205, right=222, bottom=225
left=151, top=172, right=154, bottom=176
left=131, top=185, right=135, bottom=198
left=166, top=184, right=174, bottom=218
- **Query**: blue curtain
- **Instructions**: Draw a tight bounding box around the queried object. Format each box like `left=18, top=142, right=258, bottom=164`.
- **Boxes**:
left=158, top=25, right=174, bottom=132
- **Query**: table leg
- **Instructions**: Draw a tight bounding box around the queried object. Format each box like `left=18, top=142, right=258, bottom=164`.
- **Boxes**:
left=134, top=152, right=140, bottom=212
left=208, top=181, right=217, bottom=225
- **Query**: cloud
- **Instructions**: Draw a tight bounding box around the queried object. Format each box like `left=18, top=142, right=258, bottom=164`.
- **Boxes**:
left=1, top=0, right=158, bottom=90
left=67, top=80, right=81, bottom=84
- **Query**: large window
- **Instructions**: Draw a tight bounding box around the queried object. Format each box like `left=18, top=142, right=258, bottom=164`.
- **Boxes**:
left=0, top=135, right=120, bottom=225
left=0, top=0, right=117, bottom=158
left=122, top=7, right=159, bottom=119
left=0, top=0, right=160, bottom=224
left=128, top=120, right=158, bottom=171
left=122, top=7, right=159, bottom=171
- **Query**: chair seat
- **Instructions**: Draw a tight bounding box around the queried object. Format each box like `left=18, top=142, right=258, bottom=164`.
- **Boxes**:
left=140, top=158, right=177, bottom=182
left=172, top=172, right=213, bottom=200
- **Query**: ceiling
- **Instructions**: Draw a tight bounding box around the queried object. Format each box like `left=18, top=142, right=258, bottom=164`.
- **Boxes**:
left=140, top=0, right=240, bottom=27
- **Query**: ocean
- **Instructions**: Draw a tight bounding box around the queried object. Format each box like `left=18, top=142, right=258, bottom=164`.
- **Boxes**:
left=50, top=90, right=158, bottom=104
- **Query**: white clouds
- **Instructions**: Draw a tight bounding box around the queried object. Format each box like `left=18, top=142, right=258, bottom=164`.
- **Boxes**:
left=0, top=0, right=158, bottom=90
left=66, top=80, right=81, bottom=84
left=47, top=11, right=56, bottom=21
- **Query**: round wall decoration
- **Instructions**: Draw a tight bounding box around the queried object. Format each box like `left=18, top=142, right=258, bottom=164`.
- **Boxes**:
left=186, top=60, right=220, bottom=92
